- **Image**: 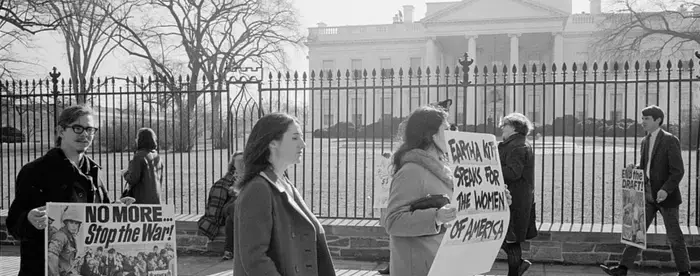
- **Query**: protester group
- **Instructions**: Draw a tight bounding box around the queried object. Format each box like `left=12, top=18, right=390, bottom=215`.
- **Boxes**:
left=6, top=101, right=692, bottom=276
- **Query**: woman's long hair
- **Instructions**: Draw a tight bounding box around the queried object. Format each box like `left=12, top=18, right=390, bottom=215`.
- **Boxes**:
left=392, top=105, right=448, bottom=174
left=136, top=128, right=158, bottom=151
left=237, top=112, right=299, bottom=191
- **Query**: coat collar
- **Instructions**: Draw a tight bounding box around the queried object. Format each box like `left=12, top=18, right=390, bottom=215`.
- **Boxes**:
left=46, top=147, right=101, bottom=171
left=500, top=133, right=526, bottom=147
left=258, top=168, right=314, bottom=226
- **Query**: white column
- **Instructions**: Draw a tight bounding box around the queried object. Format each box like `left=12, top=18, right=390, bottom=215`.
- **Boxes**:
left=425, top=36, right=437, bottom=70
left=466, top=35, right=478, bottom=66
left=509, top=33, right=520, bottom=68
left=553, top=32, right=564, bottom=66
left=508, top=33, right=521, bottom=113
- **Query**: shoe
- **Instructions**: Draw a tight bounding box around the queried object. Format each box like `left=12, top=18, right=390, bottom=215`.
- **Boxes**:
left=599, top=264, right=627, bottom=276
left=518, top=259, right=531, bottom=276
left=678, top=272, right=690, bottom=276
left=378, top=266, right=390, bottom=274
left=222, top=251, right=233, bottom=260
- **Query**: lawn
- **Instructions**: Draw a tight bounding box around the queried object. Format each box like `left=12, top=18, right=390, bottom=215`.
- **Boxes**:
left=1, top=135, right=698, bottom=226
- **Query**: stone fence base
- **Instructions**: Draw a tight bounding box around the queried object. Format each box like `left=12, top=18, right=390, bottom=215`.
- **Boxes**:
left=2, top=211, right=698, bottom=268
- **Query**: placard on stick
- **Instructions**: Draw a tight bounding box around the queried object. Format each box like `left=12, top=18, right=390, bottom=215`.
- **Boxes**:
left=428, top=131, right=510, bottom=276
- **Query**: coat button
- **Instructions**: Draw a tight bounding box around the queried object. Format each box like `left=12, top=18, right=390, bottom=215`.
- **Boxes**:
left=295, top=266, right=299, bottom=272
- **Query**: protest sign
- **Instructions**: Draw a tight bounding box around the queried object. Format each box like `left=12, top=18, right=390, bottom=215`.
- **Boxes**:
left=374, top=153, right=392, bottom=209
left=621, top=168, right=646, bottom=250
left=45, top=202, right=177, bottom=276
left=428, top=131, right=510, bottom=276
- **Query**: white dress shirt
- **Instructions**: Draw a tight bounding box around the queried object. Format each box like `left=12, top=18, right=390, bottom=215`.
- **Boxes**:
left=646, top=127, right=661, bottom=178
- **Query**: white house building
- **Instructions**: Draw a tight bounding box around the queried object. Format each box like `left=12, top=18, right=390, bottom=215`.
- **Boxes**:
left=305, top=0, right=699, bottom=128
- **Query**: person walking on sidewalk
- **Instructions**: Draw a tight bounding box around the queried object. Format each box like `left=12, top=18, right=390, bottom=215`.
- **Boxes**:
left=498, top=113, right=538, bottom=276
left=599, top=105, right=691, bottom=276
left=233, top=112, right=336, bottom=276
left=6, top=105, right=117, bottom=276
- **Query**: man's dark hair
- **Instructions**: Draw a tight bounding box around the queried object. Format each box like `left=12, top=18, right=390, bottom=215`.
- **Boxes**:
left=642, top=105, right=665, bottom=125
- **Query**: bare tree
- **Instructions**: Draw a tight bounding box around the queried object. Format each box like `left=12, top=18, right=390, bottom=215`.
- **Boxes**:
left=592, top=0, right=700, bottom=61
left=45, top=0, right=134, bottom=103
left=0, top=0, right=62, bottom=34
left=102, top=0, right=303, bottom=151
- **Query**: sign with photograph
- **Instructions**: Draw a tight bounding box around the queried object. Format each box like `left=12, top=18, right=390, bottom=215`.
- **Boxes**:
left=428, top=131, right=510, bottom=276
left=621, top=169, right=647, bottom=249
left=45, top=203, right=177, bottom=276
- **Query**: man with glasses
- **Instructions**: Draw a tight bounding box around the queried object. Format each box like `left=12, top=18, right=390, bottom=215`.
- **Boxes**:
left=6, top=105, right=125, bottom=276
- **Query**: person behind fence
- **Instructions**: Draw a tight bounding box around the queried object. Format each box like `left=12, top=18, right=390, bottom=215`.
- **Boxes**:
left=599, top=105, right=691, bottom=276
left=223, top=151, right=244, bottom=260
left=233, top=112, right=336, bottom=276
left=197, top=151, right=243, bottom=257
left=498, top=112, right=538, bottom=276
left=381, top=105, right=512, bottom=276
left=122, top=127, right=164, bottom=204
left=6, top=105, right=124, bottom=276
left=47, top=205, right=82, bottom=276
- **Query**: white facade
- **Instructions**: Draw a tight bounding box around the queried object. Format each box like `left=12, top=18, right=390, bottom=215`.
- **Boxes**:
left=305, top=0, right=700, bottom=127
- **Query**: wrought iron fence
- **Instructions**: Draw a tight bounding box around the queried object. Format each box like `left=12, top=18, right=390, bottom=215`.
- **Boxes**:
left=1, top=53, right=699, bottom=227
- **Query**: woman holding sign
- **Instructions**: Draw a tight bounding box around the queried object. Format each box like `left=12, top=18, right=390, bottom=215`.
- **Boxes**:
left=382, top=106, right=459, bottom=276
left=233, top=112, right=336, bottom=276
left=498, top=113, right=538, bottom=276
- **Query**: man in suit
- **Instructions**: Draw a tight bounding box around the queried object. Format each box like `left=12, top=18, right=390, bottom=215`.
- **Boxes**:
left=600, top=105, right=691, bottom=276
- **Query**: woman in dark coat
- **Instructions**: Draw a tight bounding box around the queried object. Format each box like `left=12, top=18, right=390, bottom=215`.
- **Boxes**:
left=498, top=112, right=538, bottom=276
left=233, top=112, right=335, bottom=276
left=123, top=128, right=164, bottom=204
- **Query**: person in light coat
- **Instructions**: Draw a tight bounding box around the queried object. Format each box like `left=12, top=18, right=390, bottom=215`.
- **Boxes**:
left=382, top=105, right=512, bottom=276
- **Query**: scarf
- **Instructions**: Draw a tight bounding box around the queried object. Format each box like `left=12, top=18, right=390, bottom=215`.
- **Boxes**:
left=399, top=149, right=453, bottom=189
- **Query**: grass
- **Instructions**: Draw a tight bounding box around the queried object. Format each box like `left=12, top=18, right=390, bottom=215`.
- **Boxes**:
left=1, top=135, right=698, bottom=226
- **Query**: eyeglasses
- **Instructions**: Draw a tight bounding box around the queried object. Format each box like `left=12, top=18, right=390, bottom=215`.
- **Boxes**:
left=66, top=124, right=99, bottom=135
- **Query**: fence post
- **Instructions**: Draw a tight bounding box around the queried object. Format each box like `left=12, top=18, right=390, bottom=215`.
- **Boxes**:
left=695, top=50, right=699, bottom=226
left=459, top=52, right=473, bottom=130
left=49, top=67, right=61, bottom=126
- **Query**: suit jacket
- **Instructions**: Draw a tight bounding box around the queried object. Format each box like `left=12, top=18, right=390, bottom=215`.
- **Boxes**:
left=638, top=129, right=684, bottom=207
left=233, top=168, right=336, bottom=276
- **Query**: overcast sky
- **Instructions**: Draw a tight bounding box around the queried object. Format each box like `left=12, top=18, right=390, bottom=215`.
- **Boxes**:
left=9, top=0, right=591, bottom=79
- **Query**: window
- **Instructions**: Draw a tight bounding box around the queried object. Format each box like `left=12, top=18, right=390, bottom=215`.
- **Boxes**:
left=351, top=59, right=363, bottom=80
left=456, top=112, right=464, bottom=125
left=382, top=96, right=392, bottom=121
left=527, top=94, right=541, bottom=122
left=576, top=52, right=589, bottom=62
left=354, top=114, right=364, bottom=126
left=351, top=97, right=364, bottom=125
left=410, top=57, right=422, bottom=71
left=576, top=93, right=587, bottom=120
left=681, top=108, right=691, bottom=121
left=646, top=92, right=658, bottom=105
left=322, top=60, right=335, bottom=78
left=410, top=94, right=420, bottom=111
left=323, top=114, right=334, bottom=127
left=380, top=58, right=392, bottom=78
left=610, top=111, right=622, bottom=122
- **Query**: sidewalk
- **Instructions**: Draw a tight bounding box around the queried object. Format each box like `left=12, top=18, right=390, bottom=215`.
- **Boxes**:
left=0, top=245, right=689, bottom=276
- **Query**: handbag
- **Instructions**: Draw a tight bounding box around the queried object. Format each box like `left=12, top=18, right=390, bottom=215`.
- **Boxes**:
left=409, top=194, right=450, bottom=211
